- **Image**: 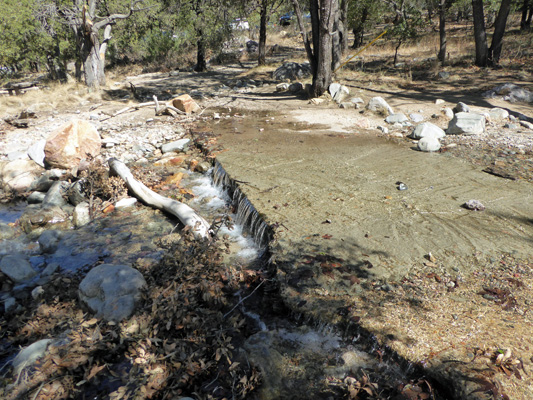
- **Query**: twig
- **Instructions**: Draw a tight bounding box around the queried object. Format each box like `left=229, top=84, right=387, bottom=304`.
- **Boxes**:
left=223, top=279, right=268, bottom=319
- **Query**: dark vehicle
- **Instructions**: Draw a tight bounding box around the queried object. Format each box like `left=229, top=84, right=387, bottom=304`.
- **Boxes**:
left=279, top=12, right=293, bottom=26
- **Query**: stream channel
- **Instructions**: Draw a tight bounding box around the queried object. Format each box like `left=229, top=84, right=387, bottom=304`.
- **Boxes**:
left=0, top=153, right=443, bottom=399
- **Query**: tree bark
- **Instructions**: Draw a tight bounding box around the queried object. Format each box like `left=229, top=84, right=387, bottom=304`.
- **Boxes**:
left=472, top=0, right=489, bottom=67
left=312, top=0, right=337, bottom=97
left=258, top=0, right=268, bottom=65
left=488, top=0, right=512, bottom=64
left=339, top=0, right=348, bottom=55
left=438, top=0, right=447, bottom=64
left=195, top=33, right=207, bottom=72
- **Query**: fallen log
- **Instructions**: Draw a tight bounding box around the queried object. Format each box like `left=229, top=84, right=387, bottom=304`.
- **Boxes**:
left=108, top=158, right=211, bottom=238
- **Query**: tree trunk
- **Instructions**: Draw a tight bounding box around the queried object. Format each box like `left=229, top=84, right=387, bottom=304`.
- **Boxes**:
left=291, top=0, right=316, bottom=74
left=438, top=0, right=447, bottom=64
left=352, top=6, right=368, bottom=49
left=312, top=0, right=337, bottom=97
left=472, top=0, right=489, bottom=67
left=195, top=33, right=207, bottom=72
left=258, top=0, right=268, bottom=66
left=521, top=0, right=532, bottom=30
left=331, top=0, right=341, bottom=71
left=488, top=0, right=512, bottom=64
left=339, top=0, right=348, bottom=55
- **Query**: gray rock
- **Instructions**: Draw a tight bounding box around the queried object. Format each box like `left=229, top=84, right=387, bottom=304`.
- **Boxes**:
left=4, top=297, right=17, bottom=313
left=0, top=254, right=38, bottom=282
left=418, top=136, right=441, bottom=152
left=41, top=263, right=60, bottom=276
left=339, top=102, right=355, bottom=109
left=289, top=82, right=304, bottom=93
left=272, top=62, right=312, bottom=81
left=73, top=202, right=91, bottom=227
left=438, top=71, right=450, bottom=79
left=31, top=286, right=44, bottom=299
left=38, top=230, right=63, bottom=254
left=447, top=112, right=486, bottom=135
left=115, top=198, right=137, bottom=209
left=367, top=97, right=393, bottom=116
left=488, top=108, right=509, bottom=121
left=464, top=199, right=485, bottom=211
left=27, top=191, right=46, bottom=204
left=385, top=113, right=408, bottom=124
left=377, top=126, right=389, bottom=134
left=42, top=181, right=69, bottom=208
left=520, top=121, right=533, bottom=130
left=12, top=339, right=54, bottom=375
left=30, top=169, right=66, bottom=192
left=504, top=123, right=519, bottom=129
left=411, top=122, right=445, bottom=139
left=68, top=180, right=86, bottom=206
left=442, top=107, right=454, bottom=120
left=483, top=83, right=533, bottom=103
left=161, top=139, right=190, bottom=154
left=79, top=264, right=147, bottom=322
left=195, top=161, right=211, bottom=173
left=453, top=102, right=470, bottom=113
left=246, top=40, right=258, bottom=53
left=28, top=139, right=46, bottom=167
left=409, top=113, right=424, bottom=123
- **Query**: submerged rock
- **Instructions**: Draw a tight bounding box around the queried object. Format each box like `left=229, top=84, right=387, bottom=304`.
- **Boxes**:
left=0, top=254, right=38, bottom=283
left=79, top=264, right=147, bottom=322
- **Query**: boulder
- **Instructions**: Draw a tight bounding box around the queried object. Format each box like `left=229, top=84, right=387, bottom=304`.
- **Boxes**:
left=38, top=230, right=63, bottom=254
left=411, top=122, right=445, bottom=139
left=44, top=119, right=101, bottom=169
left=350, top=97, right=364, bottom=105
left=488, top=108, right=509, bottom=121
left=0, top=254, right=38, bottom=282
left=385, top=113, right=409, bottom=124
left=289, top=82, right=304, bottom=93
left=329, top=83, right=349, bottom=103
left=453, top=102, right=470, bottom=113
left=0, top=159, right=44, bottom=193
left=409, top=113, right=424, bottom=123
left=30, top=169, right=67, bottom=192
left=447, top=112, right=486, bottom=135
left=161, top=139, right=190, bottom=153
left=42, top=181, right=69, bottom=208
left=520, top=121, right=533, bottom=130
left=272, top=62, right=312, bottom=81
left=168, top=94, right=201, bottom=114
left=442, top=107, right=454, bottom=120
left=483, top=83, right=533, bottom=103
left=79, top=264, right=147, bottom=322
left=417, top=136, right=441, bottom=152
left=366, top=97, right=393, bottom=116
left=246, top=40, right=258, bottom=53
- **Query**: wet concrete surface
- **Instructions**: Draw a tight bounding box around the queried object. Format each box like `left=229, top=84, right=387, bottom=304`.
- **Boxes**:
left=212, top=108, right=533, bottom=399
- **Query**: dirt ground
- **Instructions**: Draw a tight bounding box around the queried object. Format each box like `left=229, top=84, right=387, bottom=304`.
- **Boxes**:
left=2, top=32, right=533, bottom=398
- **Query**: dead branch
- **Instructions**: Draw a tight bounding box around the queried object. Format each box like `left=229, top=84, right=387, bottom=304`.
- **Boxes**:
left=108, top=158, right=211, bottom=238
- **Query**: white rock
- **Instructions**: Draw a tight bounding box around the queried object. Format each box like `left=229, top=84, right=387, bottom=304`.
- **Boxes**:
left=27, top=140, right=46, bottom=167
left=73, top=202, right=91, bottom=227
left=435, top=99, right=445, bottom=105
left=367, top=97, right=394, bottom=116
left=115, top=197, right=138, bottom=208
left=385, top=113, right=408, bottom=124
left=520, top=120, right=533, bottom=130
left=161, top=139, right=190, bottom=153
left=411, top=122, right=445, bottom=139
left=0, top=159, right=44, bottom=193
left=447, top=112, right=486, bottom=135
left=442, top=107, right=454, bottom=120
left=12, top=339, right=54, bottom=375
left=32, top=286, right=45, bottom=299
left=409, top=113, right=424, bottom=123
left=488, top=108, right=509, bottom=121
left=418, top=136, right=441, bottom=152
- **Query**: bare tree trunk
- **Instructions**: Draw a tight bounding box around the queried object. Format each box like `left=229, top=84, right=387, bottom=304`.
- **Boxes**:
left=472, top=0, right=489, bottom=67
left=290, top=0, right=316, bottom=74
left=331, top=0, right=341, bottom=71
left=488, top=0, right=512, bottom=64
left=195, top=32, right=207, bottom=72
left=312, top=0, right=337, bottom=97
left=258, top=0, right=268, bottom=65
left=438, top=0, right=447, bottom=64
left=339, top=0, right=348, bottom=55
left=352, top=6, right=368, bottom=49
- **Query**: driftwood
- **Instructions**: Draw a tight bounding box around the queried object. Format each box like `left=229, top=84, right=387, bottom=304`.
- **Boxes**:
left=101, top=95, right=186, bottom=121
left=109, top=158, right=211, bottom=238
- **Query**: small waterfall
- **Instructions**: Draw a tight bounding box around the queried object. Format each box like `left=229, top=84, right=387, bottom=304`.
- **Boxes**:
left=212, top=161, right=273, bottom=250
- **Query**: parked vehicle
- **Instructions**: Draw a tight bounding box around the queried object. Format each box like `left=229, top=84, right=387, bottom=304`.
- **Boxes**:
left=279, top=12, right=294, bottom=26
